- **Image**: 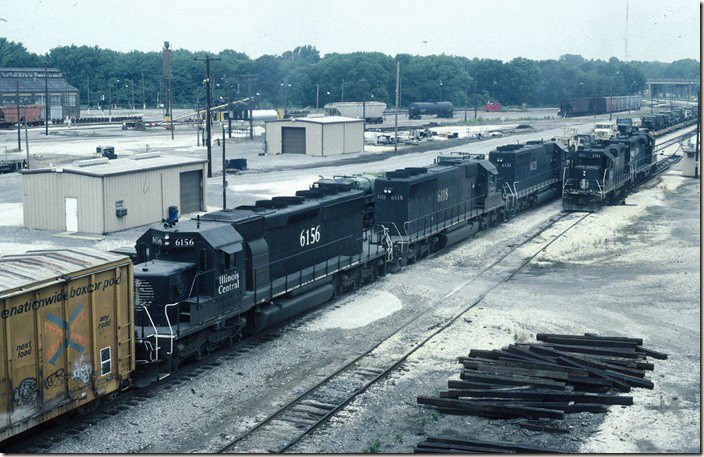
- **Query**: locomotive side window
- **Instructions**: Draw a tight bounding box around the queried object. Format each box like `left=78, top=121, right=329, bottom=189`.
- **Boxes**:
left=223, top=252, right=235, bottom=271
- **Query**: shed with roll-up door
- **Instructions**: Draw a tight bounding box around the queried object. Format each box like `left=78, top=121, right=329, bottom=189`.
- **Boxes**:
left=21, top=153, right=207, bottom=234
left=265, top=116, right=364, bottom=157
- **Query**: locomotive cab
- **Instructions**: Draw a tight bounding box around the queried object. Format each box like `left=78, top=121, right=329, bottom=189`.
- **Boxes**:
left=133, top=220, right=246, bottom=375
left=562, top=143, right=626, bottom=211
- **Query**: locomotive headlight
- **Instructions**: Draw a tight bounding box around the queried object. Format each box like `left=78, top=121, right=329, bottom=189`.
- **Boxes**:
left=164, top=234, right=170, bottom=240
left=579, top=179, right=589, bottom=190
left=384, top=187, right=393, bottom=194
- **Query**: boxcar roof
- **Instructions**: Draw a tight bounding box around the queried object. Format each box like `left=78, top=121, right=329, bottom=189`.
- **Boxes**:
left=0, top=248, right=128, bottom=293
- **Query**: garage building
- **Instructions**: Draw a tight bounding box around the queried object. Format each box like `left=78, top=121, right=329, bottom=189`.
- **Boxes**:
left=22, top=153, right=207, bottom=234
left=265, top=116, right=364, bottom=156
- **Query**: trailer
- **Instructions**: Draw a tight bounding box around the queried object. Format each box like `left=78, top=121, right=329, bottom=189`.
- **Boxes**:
left=0, top=248, right=134, bottom=442
left=324, top=102, right=386, bottom=124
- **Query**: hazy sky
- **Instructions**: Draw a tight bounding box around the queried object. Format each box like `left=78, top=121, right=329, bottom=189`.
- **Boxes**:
left=0, top=0, right=699, bottom=63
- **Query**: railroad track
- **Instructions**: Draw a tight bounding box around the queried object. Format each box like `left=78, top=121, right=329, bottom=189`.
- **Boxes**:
left=215, top=210, right=590, bottom=454
left=654, top=127, right=696, bottom=152
left=645, top=127, right=697, bottom=184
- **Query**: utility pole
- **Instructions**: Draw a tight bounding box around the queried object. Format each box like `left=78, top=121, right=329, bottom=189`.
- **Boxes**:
left=341, top=80, right=345, bottom=102
left=394, top=61, right=399, bottom=153
left=24, top=105, right=29, bottom=168
left=130, top=80, right=135, bottom=112
left=141, top=73, right=146, bottom=110
left=609, top=72, right=619, bottom=121
left=227, top=77, right=232, bottom=138
left=464, top=88, right=467, bottom=122
left=222, top=125, right=227, bottom=209
left=87, top=75, right=90, bottom=114
left=194, top=54, right=222, bottom=178
left=108, top=80, right=112, bottom=118
left=242, top=74, right=258, bottom=140
left=16, top=80, right=21, bottom=151
left=316, top=83, right=319, bottom=110
left=473, top=80, right=477, bottom=120
left=163, top=42, right=174, bottom=139
left=196, top=86, right=201, bottom=146
left=360, top=78, right=367, bottom=134
left=44, top=66, right=49, bottom=135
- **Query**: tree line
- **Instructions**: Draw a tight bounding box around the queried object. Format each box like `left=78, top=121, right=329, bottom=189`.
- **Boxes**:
left=0, top=38, right=699, bottom=110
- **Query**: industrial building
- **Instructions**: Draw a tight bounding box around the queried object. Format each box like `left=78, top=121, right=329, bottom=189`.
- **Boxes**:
left=265, top=116, right=364, bottom=156
left=0, top=68, right=80, bottom=121
left=22, top=154, right=207, bottom=234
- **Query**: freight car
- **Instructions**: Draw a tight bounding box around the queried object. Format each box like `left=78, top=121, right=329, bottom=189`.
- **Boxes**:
left=562, top=130, right=656, bottom=211
left=0, top=249, right=134, bottom=442
left=408, top=102, right=454, bottom=120
left=0, top=105, right=44, bottom=128
left=558, top=96, right=642, bottom=118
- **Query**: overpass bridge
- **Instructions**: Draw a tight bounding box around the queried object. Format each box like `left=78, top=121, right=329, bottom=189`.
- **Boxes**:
left=646, top=78, right=700, bottom=99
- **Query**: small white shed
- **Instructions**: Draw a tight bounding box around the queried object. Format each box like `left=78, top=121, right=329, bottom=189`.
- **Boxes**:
left=22, top=154, right=208, bottom=234
left=265, top=116, right=364, bottom=156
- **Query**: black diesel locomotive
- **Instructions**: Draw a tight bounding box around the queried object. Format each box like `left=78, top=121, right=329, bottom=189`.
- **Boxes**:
left=562, top=128, right=656, bottom=211
left=132, top=185, right=386, bottom=382
left=130, top=140, right=568, bottom=381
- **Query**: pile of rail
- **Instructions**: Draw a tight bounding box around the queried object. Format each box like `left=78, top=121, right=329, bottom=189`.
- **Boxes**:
left=415, top=333, right=667, bottom=452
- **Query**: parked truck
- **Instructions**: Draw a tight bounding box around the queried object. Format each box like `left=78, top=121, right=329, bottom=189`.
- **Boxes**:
left=592, top=122, right=618, bottom=141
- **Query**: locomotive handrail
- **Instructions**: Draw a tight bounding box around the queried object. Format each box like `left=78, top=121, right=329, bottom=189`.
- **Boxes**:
left=401, top=195, right=483, bottom=242
left=135, top=305, right=162, bottom=364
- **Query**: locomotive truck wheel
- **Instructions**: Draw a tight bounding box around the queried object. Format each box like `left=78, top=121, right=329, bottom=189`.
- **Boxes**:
left=171, top=355, right=183, bottom=370
left=196, top=343, right=211, bottom=360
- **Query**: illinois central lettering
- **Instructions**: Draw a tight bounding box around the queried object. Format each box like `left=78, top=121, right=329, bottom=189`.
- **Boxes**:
left=218, top=272, right=240, bottom=294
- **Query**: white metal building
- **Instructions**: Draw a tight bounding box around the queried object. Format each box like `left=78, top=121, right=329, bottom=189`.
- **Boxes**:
left=22, top=154, right=208, bottom=234
left=265, top=116, right=364, bottom=156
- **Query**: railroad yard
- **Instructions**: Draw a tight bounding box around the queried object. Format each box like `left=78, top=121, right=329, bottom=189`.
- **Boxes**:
left=0, top=107, right=699, bottom=453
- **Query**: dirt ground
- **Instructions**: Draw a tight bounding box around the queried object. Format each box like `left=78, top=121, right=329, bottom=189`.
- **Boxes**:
left=288, top=166, right=701, bottom=453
